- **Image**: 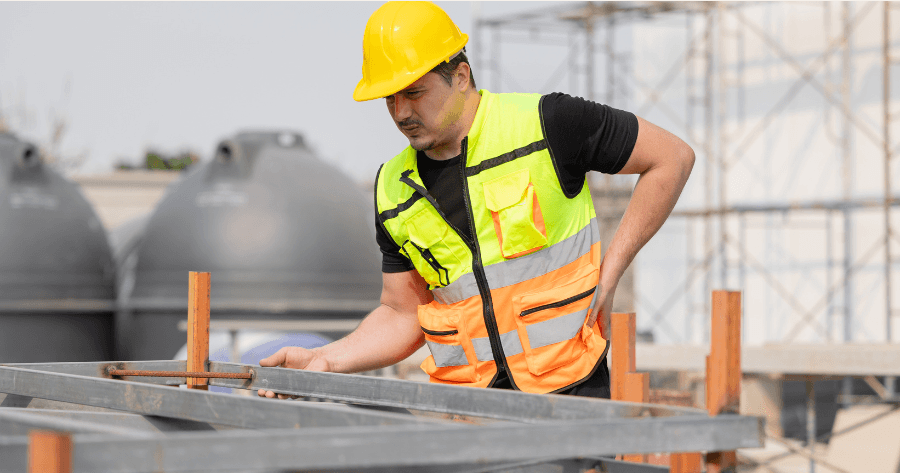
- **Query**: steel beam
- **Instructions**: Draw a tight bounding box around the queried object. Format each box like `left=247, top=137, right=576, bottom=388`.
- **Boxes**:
left=0, top=409, right=152, bottom=437
left=301, top=457, right=671, bottom=473
left=0, top=408, right=228, bottom=436
left=210, top=361, right=705, bottom=421
left=3, top=361, right=706, bottom=421
left=0, top=415, right=762, bottom=472
left=0, top=366, right=437, bottom=429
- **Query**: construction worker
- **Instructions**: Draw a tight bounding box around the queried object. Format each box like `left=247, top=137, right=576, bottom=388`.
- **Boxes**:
left=259, top=1, right=693, bottom=398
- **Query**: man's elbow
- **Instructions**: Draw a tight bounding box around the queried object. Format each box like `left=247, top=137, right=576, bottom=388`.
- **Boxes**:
left=677, top=141, right=695, bottom=181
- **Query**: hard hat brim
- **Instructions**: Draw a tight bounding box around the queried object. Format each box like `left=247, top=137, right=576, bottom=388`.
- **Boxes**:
left=353, top=36, right=469, bottom=102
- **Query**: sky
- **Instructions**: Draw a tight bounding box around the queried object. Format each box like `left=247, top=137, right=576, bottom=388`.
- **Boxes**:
left=0, top=1, right=559, bottom=182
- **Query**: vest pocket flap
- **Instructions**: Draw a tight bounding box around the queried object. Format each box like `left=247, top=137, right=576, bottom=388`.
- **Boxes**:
left=512, top=264, right=599, bottom=377
left=482, top=168, right=531, bottom=211
left=406, top=207, right=446, bottom=248
left=515, top=264, right=599, bottom=320
left=417, top=303, right=477, bottom=382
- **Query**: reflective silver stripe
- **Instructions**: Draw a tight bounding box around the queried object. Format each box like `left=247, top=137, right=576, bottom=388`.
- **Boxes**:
left=425, top=341, right=468, bottom=368
left=436, top=308, right=585, bottom=366
left=499, top=330, right=524, bottom=357
left=472, top=330, right=524, bottom=362
left=433, top=218, right=599, bottom=305
left=526, top=308, right=588, bottom=349
left=472, top=337, right=493, bottom=362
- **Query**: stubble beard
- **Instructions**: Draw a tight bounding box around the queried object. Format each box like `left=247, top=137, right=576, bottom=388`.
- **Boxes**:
left=409, top=137, right=437, bottom=152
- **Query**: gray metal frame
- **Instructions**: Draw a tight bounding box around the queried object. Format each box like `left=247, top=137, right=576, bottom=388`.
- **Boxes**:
left=0, top=361, right=764, bottom=472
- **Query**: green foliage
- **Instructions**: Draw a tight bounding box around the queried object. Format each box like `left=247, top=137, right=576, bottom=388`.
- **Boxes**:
left=145, top=151, right=197, bottom=170
left=115, top=150, right=199, bottom=171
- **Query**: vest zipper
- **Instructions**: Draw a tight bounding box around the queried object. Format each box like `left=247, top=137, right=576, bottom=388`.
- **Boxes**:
left=457, top=138, right=512, bottom=388
left=520, top=286, right=596, bottom=317
left=399, top=143, right=511, bottom=387
left=421, top=327, right=458, bottom=336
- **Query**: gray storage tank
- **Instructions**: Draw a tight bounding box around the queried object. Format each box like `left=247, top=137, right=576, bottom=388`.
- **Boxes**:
left=0, top=132, right=116, bottom=362
left=115, top=131, right=381, bottom=360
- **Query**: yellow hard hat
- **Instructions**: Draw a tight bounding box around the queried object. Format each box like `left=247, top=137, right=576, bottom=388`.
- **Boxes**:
left=353, top=1, right=469, bottom=102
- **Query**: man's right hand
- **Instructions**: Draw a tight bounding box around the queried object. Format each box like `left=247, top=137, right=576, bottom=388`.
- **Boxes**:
left=256, top=346, right=331, bottom=399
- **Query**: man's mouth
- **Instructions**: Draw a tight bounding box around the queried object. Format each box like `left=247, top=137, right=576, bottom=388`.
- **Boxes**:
left=398, top=120, right=422, bottom=132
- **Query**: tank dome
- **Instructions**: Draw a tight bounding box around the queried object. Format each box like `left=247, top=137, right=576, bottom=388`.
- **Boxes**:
left=0, top=132, right=115, bottom=362
left=118, top=131, right=382, bottom=359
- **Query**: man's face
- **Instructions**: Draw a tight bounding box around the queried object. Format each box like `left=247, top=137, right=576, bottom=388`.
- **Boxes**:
left=385, top=71, right=463, bottom=153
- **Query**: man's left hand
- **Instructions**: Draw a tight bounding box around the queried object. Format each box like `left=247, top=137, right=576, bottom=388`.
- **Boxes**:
left=587, top=282, right=616, bottom=334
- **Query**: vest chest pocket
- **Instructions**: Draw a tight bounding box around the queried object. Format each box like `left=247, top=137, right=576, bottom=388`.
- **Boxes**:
left=400, top=207, right=467, bottom=288
left=512, top=264, right=599, bottom=376
left=483, top=168, right=548, bottom=259
left=417, top=302, right=477, bottom=383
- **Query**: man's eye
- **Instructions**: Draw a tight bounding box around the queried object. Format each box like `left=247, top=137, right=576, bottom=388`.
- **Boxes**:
left=407, top=91, right=422, bottom=98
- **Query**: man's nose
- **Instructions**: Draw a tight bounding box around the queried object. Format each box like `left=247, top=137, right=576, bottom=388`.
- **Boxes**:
left=392, top=95, right=412, bottom=121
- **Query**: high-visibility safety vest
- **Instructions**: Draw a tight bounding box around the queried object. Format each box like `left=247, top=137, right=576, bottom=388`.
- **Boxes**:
left=375, top=90, right=609, bottom=394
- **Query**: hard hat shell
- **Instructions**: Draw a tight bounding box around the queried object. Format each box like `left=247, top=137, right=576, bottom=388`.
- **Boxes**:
left=353, top=1, right=469, bottom=102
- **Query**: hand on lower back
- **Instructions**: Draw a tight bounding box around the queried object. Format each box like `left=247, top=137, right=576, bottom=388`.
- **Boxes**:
left=587, top=283, right=616, bottom=333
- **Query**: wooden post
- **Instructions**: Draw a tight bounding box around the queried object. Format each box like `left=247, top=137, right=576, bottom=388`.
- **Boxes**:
left=611, top=312, right=636, bottom=401
left=706, top=290, right=741, bottom=473
left=611, top=312, right=649, bottom=463
left=29, top=431, right=72, bottom=473
left=670, top=452, right=703, bottom=473
left=621, top=371, right=650, bottom=463
left=186, top=271, right=211, bottom=390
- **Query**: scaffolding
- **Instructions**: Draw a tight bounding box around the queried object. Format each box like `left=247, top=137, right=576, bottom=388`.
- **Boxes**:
left=475, top=2, right=900, bottom=471
left=474, top=0, right=899, bottom=347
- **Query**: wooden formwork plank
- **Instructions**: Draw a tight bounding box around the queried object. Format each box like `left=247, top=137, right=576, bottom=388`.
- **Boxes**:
left=612, top=312, right=648, bottom=464
left=706, top=291, right=741, bottom=416
left=28, top=430, right=72, bottom=473
left=624, top=372, right=649, bottom=403
left=611, top=312, right=636, bottom=402
left=622, top=372, right=650, bottom=463
left=706, top=290, right=741, bottom=473
left=670, top=452, right=703, bottom=473
left=186, top=271, right=211, bottom=390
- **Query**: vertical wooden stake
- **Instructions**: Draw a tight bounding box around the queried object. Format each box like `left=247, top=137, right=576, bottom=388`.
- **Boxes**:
left=621, top=371, right=650, bottom=463
left=706, top=290, right=741, bottom=473
left=670, top=452, right=703, bottom=473
left=29, top=431, right=72, bottom=473
left=187, top=271, right=211, bottom=390
left=706, top=290, right=741, bottom=414
left=612, top=313, right=648, bottom=463
left=611, top=312, right=636, bottom=402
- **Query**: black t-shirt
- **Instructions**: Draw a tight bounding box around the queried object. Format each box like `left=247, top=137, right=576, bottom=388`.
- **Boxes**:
left=375, top=92, right=639, bottom=273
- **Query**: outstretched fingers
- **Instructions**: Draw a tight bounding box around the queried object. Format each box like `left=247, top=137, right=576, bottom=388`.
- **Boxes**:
left=259, top=347, right=289, bottom=367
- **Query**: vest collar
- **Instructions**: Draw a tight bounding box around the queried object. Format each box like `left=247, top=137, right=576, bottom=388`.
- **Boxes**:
left=465, top=89, right=493, bottom=160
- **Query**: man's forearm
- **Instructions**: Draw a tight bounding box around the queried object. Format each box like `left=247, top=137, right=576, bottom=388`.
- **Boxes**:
left=312, top=303, right=425, bottom=374
left=600, top=149, right=694, bottom=289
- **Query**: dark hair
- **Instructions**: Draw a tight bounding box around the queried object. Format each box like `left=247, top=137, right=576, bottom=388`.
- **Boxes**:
left=430, top=48, right=477, bottom=90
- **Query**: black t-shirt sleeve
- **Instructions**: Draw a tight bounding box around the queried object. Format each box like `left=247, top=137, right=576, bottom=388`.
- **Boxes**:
left=375, top=215, right=414, bottom=273
left=540, top=92, right=639, bottom=196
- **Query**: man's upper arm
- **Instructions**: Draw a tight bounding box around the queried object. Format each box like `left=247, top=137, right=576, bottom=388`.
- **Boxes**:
left=380, top=269, right=432, bottom=319
left=540, top=93, right=639, bottom=196
left=616, top=116, right=695, bottom=176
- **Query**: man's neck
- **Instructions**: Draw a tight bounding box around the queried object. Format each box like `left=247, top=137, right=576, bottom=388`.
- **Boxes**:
left=423, top=90, right=482, bottom=161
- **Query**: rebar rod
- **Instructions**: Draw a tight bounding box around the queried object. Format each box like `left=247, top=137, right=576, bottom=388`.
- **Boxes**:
left=107, top=369, right=251, bottom=379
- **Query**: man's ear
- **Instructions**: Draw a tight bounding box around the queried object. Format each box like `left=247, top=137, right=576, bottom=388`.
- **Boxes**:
left=456, top=62, right=471, bottom=92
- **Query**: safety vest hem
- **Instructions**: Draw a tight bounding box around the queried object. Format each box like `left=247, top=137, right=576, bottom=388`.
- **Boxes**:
left=545, top=338, right=610, bottom=395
